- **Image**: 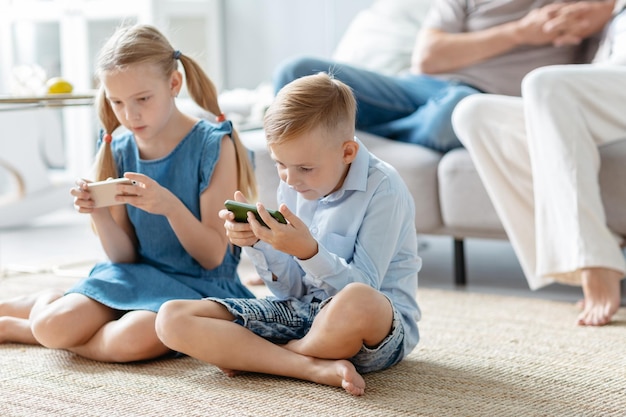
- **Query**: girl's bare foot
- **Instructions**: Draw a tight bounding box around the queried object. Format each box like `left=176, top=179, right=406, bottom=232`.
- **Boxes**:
left=578, top=268, right=622, bottom=326
left=0, top=316, right=38, bottom=344
left=242, top=275, right=265, bottom=286
left=0, top=292, right=44, bottom=318
left=218, top=367, right=242, bottom=377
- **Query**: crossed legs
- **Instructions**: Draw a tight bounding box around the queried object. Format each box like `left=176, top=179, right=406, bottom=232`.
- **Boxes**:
left=0, top=290, right=170, bottom=361
left=155, top=282, right=394, bottom=396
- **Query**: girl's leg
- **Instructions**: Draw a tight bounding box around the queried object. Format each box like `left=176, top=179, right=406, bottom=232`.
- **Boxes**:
left=68, top=310, right=169, bottom=362
left=155, top=297, right=368, bottom=396
left=0, top=289, right=64, bottom=344
left=31, top=293, right=169, bottom=362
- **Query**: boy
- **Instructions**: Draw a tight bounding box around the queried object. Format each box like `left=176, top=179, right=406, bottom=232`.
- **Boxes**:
left=155, top=73, right=421, bottom=396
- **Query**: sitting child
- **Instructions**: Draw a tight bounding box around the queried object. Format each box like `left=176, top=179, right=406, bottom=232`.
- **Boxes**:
left=155, top=72, right=421, bottom=396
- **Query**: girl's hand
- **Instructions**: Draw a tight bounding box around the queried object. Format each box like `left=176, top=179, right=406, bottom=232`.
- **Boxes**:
left=116, top=172, right=178, bottom=216
left=250, top=203, right=318, bottom=260
left=70, top=178, right=98, bottom=214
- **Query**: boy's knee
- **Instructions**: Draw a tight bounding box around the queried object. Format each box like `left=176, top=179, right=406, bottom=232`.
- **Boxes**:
left=334, top=283, right=384, bottom=315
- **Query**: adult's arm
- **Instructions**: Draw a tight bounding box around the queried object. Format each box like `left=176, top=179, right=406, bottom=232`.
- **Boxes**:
left=412, top=4, right=568, bottom=74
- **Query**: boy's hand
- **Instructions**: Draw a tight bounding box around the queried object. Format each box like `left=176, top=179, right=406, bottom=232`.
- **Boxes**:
left=220, top=191, right=259, bottom=247
left=251, top=203, right=318, bottom=260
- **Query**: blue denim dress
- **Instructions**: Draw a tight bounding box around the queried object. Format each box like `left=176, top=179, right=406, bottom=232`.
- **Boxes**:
left=67, top=120, right=254, bottom=312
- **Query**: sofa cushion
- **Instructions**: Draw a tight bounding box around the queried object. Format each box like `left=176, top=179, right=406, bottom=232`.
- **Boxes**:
left=440, top=140, right=626, bottom=239
left=356, top=131, right=443, bottom=233
left=332, top=0, right=432, bottom=75
left=438, top=149, right=506, bottom=238
left=599, top=139, right=626, bottom=236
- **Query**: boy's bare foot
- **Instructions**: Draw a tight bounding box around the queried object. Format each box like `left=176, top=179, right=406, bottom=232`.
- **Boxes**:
left=337, top=360, right=366, bottom=396
left=578, top=268, right=622, bottom=326
left=312, top=359, right=365, bottom=396
left=220, top=359, right=365, bottom=396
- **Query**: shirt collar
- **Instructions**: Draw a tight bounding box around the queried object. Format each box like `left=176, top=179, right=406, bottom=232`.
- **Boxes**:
left=321, top=136, right=368, bottom=202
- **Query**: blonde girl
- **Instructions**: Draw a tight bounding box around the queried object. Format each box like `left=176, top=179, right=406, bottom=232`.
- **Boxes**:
left=0, top=24, right=256, bottom=362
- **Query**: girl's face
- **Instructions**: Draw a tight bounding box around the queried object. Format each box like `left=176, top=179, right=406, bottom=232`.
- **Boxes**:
left=102, top=63, right=180, bottom=141
left=269, top=126, right=358, bottom=200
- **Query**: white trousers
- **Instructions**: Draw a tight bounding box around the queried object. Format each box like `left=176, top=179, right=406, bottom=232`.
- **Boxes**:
left=453, top=64, right=626, bottom=289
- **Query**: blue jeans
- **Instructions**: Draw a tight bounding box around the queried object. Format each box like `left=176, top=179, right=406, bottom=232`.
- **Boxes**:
left=273, top=56, right=482, bottom=153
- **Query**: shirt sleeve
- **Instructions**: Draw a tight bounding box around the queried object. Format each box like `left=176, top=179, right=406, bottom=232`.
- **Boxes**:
left=242, top=242, right=308, bottom=299
left=422, top=0, right=467, bottom=32
left=297, top=180, right=415, bottom=295
left=607, top=9, right=626, bottom=65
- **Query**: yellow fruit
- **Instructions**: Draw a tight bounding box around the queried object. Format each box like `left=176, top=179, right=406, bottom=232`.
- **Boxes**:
left=46, top=77, right=73, bottom=94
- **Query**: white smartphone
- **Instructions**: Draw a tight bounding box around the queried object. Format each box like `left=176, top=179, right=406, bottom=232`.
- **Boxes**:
left=87, top=178, right=136, bottom=208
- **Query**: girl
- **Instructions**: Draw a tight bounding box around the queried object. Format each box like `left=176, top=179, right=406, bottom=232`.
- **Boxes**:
left=0, top=24, right=256, bottom=361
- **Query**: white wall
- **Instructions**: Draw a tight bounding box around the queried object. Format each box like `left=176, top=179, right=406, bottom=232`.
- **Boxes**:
left=222, top=0, right=372, bottom=90
left=0, top=0, right=373, bottom=93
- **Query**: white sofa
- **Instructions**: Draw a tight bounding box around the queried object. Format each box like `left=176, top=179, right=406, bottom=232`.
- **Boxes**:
left=239, top=0, right=626, bottom=285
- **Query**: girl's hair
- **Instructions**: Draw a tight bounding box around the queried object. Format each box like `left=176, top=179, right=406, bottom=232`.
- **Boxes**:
left=263, top=72, right=356, bottom=145
left=93, top=24, right=256, bottom=200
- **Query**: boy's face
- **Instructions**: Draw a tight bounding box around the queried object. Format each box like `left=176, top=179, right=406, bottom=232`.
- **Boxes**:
left=269, top=126, right=358, bottom=200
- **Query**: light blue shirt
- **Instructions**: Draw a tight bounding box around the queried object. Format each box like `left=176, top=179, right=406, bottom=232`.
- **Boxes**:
left=244, top=138, right=421, bottom=354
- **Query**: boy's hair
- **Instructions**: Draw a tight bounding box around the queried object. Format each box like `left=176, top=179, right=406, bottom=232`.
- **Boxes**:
left=263, top=72, right=356, bottom=145
left=93, top=24, right=256, bottom=200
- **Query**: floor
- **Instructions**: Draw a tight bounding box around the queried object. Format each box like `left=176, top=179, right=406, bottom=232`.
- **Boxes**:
left=1, top=205, right=622, bottom=305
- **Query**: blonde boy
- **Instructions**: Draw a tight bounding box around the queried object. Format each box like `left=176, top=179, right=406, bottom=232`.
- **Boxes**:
left=156, top=73, right=421, bottom=396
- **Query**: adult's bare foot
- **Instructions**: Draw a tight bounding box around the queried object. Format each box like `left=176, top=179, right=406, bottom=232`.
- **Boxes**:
left=578, top=268, right=622, bottom=326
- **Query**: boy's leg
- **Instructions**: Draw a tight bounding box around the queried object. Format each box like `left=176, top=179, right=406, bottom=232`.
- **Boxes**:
left=284, top=283, right=394, bottom=360
left=66, top=310, right=170, bottom=362
left=156, top=298, right=367, bottom=396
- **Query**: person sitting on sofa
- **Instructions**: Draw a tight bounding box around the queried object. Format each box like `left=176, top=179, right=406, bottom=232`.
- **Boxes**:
left=452, top=1, right=626, bottom=326
left=274, top=0, right=615, bottom=153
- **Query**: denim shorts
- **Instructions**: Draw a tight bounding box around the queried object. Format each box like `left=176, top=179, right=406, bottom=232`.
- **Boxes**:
left=206, top=295, right=405, bottom=374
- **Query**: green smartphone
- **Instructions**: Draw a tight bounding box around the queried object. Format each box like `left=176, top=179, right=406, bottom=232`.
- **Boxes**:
left=224, top=200, right=287, bottom=228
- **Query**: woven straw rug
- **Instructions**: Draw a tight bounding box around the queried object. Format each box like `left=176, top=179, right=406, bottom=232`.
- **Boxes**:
left=1, top=272, right=625, bottom=417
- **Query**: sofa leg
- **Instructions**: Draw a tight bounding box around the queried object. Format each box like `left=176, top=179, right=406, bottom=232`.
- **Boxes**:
left=454, top=238, right=467, bottom=286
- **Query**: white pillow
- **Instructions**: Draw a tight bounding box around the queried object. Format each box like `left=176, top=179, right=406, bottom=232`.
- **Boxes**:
left=332, top=0, right=433, bottom=75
